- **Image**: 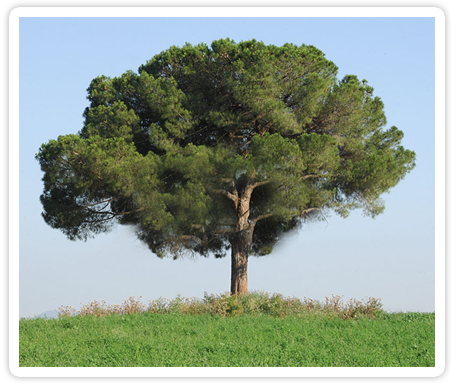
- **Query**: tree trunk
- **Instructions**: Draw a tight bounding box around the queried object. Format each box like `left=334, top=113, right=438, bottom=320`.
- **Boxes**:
left=228, top=178, right=258, bottom=296
left=229, top=229, right=251, bottom=296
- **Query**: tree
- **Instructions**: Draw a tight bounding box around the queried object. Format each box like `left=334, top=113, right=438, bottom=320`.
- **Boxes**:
left=36, top=39, right=416, bottom=295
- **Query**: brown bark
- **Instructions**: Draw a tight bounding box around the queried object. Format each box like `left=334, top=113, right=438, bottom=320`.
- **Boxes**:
left=229, top=179, right=255, bottom=296
left=229, top=228, right=252, bottom=296
left=223, top=175, right=271, bottom=296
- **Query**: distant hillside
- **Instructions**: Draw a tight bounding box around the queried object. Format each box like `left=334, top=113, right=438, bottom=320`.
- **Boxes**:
left=38, top=310, right=58, bottom=319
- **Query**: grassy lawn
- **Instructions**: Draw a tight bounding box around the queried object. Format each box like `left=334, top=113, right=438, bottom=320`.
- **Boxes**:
left=19, top=312, right=434, bottom=367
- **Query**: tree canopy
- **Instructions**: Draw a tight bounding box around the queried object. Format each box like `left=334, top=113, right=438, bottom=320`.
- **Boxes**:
left=36, top=39, right=416, bottom=294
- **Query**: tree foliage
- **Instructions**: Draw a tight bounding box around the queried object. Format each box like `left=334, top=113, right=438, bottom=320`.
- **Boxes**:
left=37, top=39, right=416, bottom=262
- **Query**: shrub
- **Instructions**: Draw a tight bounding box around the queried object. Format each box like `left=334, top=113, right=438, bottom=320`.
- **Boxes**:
left=322, top=295, right=384, bottom=319
left=56, top=292, right=384, bottom=320
left=203, top=292, right=230, bottom=317
left=147, top=297, right=170, bottom=314
left=57, top=296, right=145, bottom=318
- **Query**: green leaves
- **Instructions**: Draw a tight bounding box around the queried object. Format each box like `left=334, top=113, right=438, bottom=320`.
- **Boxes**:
left=81, top=101, right=139, bottom=143
left=36, top=38, right=416, bottom=258
left=139, top=39, right=339, bottom=150
left=297, top=133, right=339, bottom=175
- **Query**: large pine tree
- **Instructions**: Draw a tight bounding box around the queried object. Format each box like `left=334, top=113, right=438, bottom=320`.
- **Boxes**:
left=36, top=39, right=416, bottom=294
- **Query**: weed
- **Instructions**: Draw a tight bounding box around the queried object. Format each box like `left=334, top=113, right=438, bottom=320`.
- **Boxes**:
left=58, top=296, right=145, bottom=318
left=56, top=291, right=384, bottom=320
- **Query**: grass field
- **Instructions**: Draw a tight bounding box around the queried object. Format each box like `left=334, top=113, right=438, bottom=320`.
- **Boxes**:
left=19, top=293, right=435, bottom=367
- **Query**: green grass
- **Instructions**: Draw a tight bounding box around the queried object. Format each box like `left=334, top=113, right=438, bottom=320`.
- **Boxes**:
left=19, top=311, right=435, bottom=367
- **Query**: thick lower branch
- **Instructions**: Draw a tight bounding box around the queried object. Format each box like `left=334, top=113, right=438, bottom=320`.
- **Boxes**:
left=251, top=180, right=270, bottom=189
left=250, top=213, right=274, bottom=228
left=301, top=207, right=320, bottom=217
left=243, top=177, right=270, bottom=198
left=211, top=189, right=239, bottom=207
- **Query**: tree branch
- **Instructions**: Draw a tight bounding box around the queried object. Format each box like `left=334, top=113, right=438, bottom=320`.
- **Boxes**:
left=301, top=207, right=320, bottom=217
left=247, top=213, right=274, bottom=232
left=114, top=208, right=145, bottom=216
left=303, top=173, right=334, bottom=180
left=212, top=226, right=237, bottom=235
left=251, top=180, right=270, bottom=189
left=181, top=235, right=204, bottom=245
left=251, top=213, right=273, bottom=225
left=211, top=189, right=239, bottom=206
left=243, top=174, right=269, bottom=199
left=84, top=207, right=145, bottom=221
left=221, top=178, right=239, bottom=198
left=192, top=224, right=236, bottom=235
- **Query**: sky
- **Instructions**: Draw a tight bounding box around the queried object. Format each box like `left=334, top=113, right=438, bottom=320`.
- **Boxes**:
left=16, top=11, right=438, bottom=318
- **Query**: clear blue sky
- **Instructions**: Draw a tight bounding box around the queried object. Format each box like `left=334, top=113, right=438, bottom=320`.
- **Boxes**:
left=18, top=15, right=436, bottom=318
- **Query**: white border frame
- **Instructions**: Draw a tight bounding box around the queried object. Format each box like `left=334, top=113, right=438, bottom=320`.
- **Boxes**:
left=9, top=6, right=445, bottom=378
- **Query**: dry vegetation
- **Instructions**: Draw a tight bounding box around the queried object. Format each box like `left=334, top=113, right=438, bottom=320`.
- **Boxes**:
left=57, top=291, right=384, bottom=320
